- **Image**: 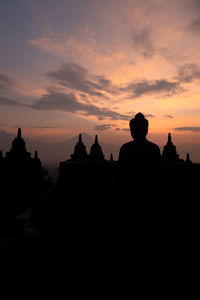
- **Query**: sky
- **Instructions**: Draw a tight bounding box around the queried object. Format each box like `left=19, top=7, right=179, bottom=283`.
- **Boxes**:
left=1, top=0, right=200, bottom=161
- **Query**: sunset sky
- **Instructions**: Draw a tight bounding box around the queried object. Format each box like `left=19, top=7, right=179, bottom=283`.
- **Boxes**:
left=1, top=0, right=200, bottom=161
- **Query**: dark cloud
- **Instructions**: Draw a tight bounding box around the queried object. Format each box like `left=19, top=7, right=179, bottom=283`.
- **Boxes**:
left=0, top=73, right=14, bottom=90
left=174, top=127, right=200, bottom=132
left=122, top=79, right=182, bottom=98
left=159, top=47, right=189, bottom=64
left=0, top=96, right=24, bottom=107
left=176, top=63, right=200, bottom=83
left=31, top=91, right=130, bottom=121
left=145, top=114, right=156, bottom=118
left=191, top=0, right=200, bottom=10
left=132, top=28, right=155, bottom=58
left=115, top=128, right=129, bottom=132
left=12, top=125, right=58, bottom=129
left=94, top=124, right=112, bottom=131
left=164, top=114, right=174, bottom=119
left=45, top=62, right=187, bottom=102
left=187, top=17, right=200, bottom=32
left=34, top=126, right=59, bottom=129
left=187, top=0, right=200, bottom=32
left=46, top=62, right=118, bottom=97
left=0, top=91, right=130, bottom=121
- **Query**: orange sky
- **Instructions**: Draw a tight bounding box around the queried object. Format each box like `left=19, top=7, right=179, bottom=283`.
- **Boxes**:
left=1, top=0, right=200, bottom=161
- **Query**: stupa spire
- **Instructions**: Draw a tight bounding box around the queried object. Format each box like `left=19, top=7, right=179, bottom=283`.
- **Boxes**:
left=79, top=133, right=82, bottom=143
left=162, top=133, right=180, bottom=162
left=17, top=128, right=22, bottom=139
left=168, top=133, right=172, bottom=144
left=71, top=133, right=88, bottom=160
left=90, top=135, right=105, bottom=161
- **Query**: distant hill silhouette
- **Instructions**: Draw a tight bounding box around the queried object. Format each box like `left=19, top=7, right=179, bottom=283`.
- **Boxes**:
left=0, top=131, right=118, bottom=165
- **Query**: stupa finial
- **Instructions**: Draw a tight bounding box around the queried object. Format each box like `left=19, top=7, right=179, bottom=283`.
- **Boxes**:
left=168, top=133, right=172, bottom=144
left=17, top=128, right=22, bottom=139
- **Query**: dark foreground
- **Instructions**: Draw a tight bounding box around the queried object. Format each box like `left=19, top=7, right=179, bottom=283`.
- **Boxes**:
left=0, top=162, right=199, bottom=264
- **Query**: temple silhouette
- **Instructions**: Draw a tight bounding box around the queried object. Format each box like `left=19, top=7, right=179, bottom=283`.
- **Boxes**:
left=58, top=119, right=198, bottom=199
left=70, top=133, right=88, bottom=160
left=0, top=119, right=198, bottom=218
left=0, top=115, right=200, bottom=263
left=0, top=128, right=49, bottom=236
left=70, top=133, right=105, bottom=161
left=162, top=133, right=182, bottom=162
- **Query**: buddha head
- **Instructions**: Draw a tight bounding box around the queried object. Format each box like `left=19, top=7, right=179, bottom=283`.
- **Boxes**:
left=129, top=113, right=148, bottom=141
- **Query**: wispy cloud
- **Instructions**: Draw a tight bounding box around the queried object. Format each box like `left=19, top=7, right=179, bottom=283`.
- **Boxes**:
left=0, top=96, right=24, bottom=107
left=145, top=114, right=156, bottom=118
left=29, top=31, right=129, bottom=65
left=0, top=90, right=131, bottom=121
left=31, top=90, right=130, bottom=121
left=174, top=127, right=200, bottom=132
left=94, top=124, right=113, bottom=131
left=176, top=63, right=200, bottom=83
left=187, top=17, right=200, bottom=32
left=12, top=125, right=59, bottom=129
left=115, top=127, right=129, bottom=132
left=46, top=62, right=119, bottom=97
left=0, top=73, right=14, bottom=91
left=132, top=28, right=155, bottom=58
left=47, top=62, right=184, bottom=101
left=121, top=79, right=182, bottom=98
left=164, top=114, right=174, bottom=119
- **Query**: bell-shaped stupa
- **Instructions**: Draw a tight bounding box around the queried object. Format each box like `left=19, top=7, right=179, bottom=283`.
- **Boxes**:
left=162, top=133, right=180, bottom=162
left=90, top=135, right=105, bottom=161
left=71, top=134, right=88, bottom=160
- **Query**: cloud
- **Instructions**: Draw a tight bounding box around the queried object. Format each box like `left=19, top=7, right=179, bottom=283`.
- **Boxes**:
left=145, top=114, right=156, bottom=118
left=176, top=63, right=200, bottom=83
left=94, top=124, right=113, bottom=131
left=159, top=47, right=189, bottom=65
left=187, top=17, right=200, bottom=32
left=12, top=125, right=58, bottom=129
left=31, top=90, right=130, bottom=121
left=132, top=28, right=155, bottom=58
left=47, top=63, right=184, bottom=101
left=0, top=73, right=14, bottom=90
left=164, top=114, right=174, bottom=119
left=0, top=96, right=24, bottom=107
left=29, top=32, right=129, bottom=65
left=186, top=0, right=200, bottom=32
left=190, top=0, right=200, bottom=10
left=46, top=62, right=118, bottom=97
left=0, top=90, right=130, bottom=121
left=174, top=127, right=200, bottom=132
left=34, top=126, right=59, bottom=129
left=122, top=79, right=182, bottom=98
left=115, top=127, right=129, bottom=132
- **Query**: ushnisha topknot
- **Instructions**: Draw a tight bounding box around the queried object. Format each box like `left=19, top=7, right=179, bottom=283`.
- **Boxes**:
left=129, top=112, right=148, bottom=129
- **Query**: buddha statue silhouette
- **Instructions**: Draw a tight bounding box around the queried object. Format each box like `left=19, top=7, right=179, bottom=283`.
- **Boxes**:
left=118, top=113, right=160, bottom=163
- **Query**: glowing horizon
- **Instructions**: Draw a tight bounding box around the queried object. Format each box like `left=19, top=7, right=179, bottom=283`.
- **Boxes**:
left=1, top=0, right=200, bottom=161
